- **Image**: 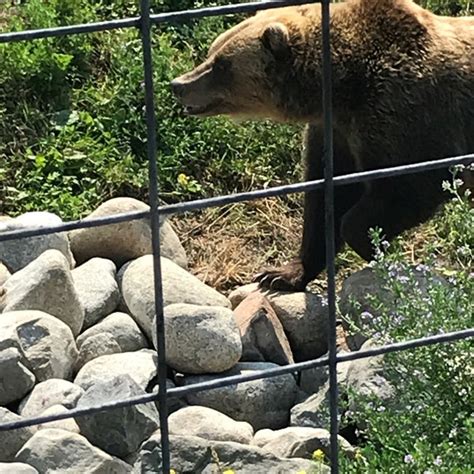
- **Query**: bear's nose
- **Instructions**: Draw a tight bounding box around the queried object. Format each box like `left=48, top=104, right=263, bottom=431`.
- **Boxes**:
left=170, top=79, right=185, bottom=98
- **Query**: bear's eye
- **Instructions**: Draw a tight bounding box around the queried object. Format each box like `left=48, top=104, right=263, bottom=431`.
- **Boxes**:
left=213, top=57, right=231, bottom=74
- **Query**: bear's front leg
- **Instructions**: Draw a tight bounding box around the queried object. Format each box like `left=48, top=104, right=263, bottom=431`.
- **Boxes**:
left=254, top=125, right=362, bottom=291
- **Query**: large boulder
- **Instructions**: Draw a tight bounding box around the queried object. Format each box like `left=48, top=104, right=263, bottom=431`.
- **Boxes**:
left=68, top=197, right=187, bottom=269
left=268, top=292, right=329, bottom=361
left=36, top=405, right=80, bottom=433
left=0, top=311, right=78, bottom=382
left=0, top=408, right=36, bottom=462
left=75, top=375, right=159, bottom=459
left=19, top=379, right=84, bottom=418
left=72, top=258, right=119, bottom=330
left=0, top=250, right=84, bottom=336
left=181, top=362, right=298, bottom=430
left=339, top=267, right=445, bottom=350
left=74, top=349, right=157, bottom=392
left=0, top=212, right=74, bottom=273
left=15, top=429, right=132, bottom=473
left=133, top=434, right=322, bottom=473
left=0, top=347, right=35, bottom=406
left=169, top=406, right=254, bottom=444
left=121, top=255, right=230, bottom=340
left=163, top=303, right=241, bottom=374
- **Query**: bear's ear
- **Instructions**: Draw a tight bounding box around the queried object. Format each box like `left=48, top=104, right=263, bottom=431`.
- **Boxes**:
left=261, top=23, right=290, bottom=60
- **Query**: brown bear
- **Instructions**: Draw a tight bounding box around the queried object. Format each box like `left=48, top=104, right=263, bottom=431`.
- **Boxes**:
left=171, top=0, right=474, bottom=291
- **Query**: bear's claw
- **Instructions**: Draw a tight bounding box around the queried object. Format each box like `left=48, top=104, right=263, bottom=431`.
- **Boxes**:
left=253, top=260, right=308, bottom=292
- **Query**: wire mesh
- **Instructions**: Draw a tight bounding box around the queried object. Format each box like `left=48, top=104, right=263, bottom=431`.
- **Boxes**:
left=0, top=1, right=472, bottom=473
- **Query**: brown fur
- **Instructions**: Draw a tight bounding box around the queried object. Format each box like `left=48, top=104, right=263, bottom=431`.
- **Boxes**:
left=172, top=0, right=473, bottom=290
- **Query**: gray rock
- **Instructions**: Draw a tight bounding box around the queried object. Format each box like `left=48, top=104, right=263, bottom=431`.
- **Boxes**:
left=69, top=197, right=187, bottom=269
left=76, top=312, right=148, bottom=353
left=75, top=333, right=122, bottom=372
left=72, top=258, right=119, bottom=329
left=133, top=434, right=322, bottom=473
left=19, top=379, right=84, bottom=418
left=181, top=362, right=298, bottom=430
left=151, top=379, right=186, bottom=415
left=0, top=212, right=75, bottom=273
left=0, top=463, right=38, bottom=473
left=121, top=256, right=230, bottom=341
left=76, top=375, right=159, bottom=458
left=339, top=267, right=445, bottom=350
left=1, top=250, right=84, bottom=336
left=253, top=426, right=354, bottom=459
left=228, top=283, right=260, bottom=309
left=169, top=406, right=254, bottom=444
left=268, top=292, right=329, bottom=361
left=74, top=349, right=157, bottom=392
left=15, top=429, right=132, bottom=473
left=346, top=339, right=394, bottom=413
left=36, top=405, right=80, bottom=433
left=290, top=358, right=359, bottom=429
left=0, top=263, right=10, bottom=286
left=163, top=303, right=241, bottom=374
left=0, top=311, right=78, bottom=382
left=299, top=358, right=352, bottom=395
left=0, top=348, right=35, bottom=405
left=0, top=408, right=36, bottom=462
left=234, top=293, right=294, bottom=365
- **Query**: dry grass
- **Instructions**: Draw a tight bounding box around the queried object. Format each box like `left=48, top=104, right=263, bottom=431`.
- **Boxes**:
left=172, top=197, right=442, bottom=296
left=172, top=196, right=304, bottom=294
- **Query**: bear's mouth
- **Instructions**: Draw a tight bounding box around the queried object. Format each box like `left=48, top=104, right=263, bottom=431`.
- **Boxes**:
left=183, top=99, right=223, bottom=116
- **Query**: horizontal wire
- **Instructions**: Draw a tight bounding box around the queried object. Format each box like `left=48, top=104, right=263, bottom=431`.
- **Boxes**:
left=0, top=328, right=471, bottom=432
left=0, top=154, right=472, bottom=243
left=0, top=0, right=313, bottom=43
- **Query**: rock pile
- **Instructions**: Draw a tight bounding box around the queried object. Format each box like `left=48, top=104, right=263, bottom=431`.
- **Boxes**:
left=0, top=197, right=393, bottom=473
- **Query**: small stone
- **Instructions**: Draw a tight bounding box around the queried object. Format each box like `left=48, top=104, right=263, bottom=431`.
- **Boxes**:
left=0, top=348, right=35, bottom=406
left=268, top=291, right=329, bottom=361
left=169, top=406, right=254, bottom=444
left=163, top=303, right=241, bottom=374
left=181, top=362, right=298, bottom=430
left=121, top=256, right=230, bottom=341
left=0, top=408, right=36, bottom=462
left=133, top=433, right=322, bottom=473
left=76, top=375, right=159, bottom=458
left=0, top=311, right=78, bottom=382
left=74, top=349, right=157, bottom=392
left=0, top=212, right=75, bottom=273
left=253, top=426, right=355, bottom=459
left=76, top=312, right=148, bottom=353
left=75, top=333, right=122, bottom=372
left=0, top=250, right=84, bottom=336
left=15, top=429, right=132, bottom=473
left=19, top=379, right=84, bottom=418
left=69, top=197, right=187, bottom=268
left=72, top=258, right=119, bottom=330
left=37, top=405, right=80, bottom=433
left=234, top=293, right=294, bottom=365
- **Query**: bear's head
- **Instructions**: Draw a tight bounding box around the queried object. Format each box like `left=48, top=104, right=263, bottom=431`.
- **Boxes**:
left=171, top=7, right=320, bottom=122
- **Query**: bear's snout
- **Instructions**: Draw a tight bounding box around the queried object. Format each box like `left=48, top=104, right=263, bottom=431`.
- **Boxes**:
left=170, top=79, right=186, bottom=98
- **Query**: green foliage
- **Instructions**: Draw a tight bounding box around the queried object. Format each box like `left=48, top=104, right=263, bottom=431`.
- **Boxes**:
left=0, top=0, right=301, bottom=217
left=339, top=185, right=473, bottom=472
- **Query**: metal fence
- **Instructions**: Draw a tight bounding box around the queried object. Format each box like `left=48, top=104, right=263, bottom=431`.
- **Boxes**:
left=0, top=1, right=472, bottom=473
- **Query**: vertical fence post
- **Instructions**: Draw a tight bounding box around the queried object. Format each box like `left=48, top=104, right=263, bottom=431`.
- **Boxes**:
left=321, top=0, right=339, bottom=472
left=139, top=0, right=171, bottom=472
